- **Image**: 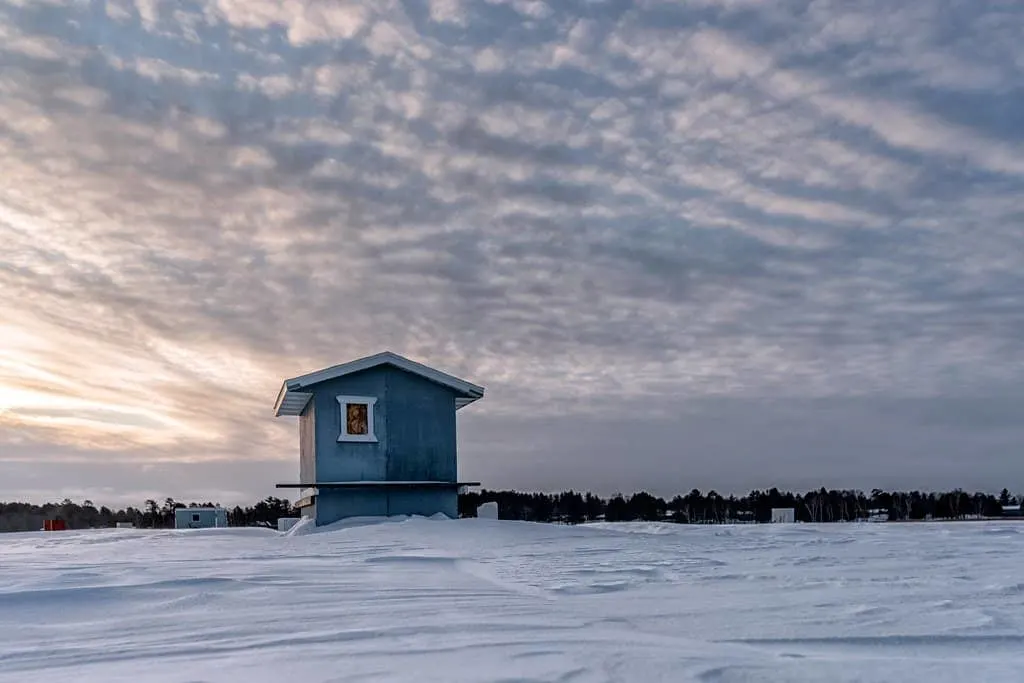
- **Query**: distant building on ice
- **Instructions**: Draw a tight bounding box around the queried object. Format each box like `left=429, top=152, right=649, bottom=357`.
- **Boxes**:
left=771, top=508, right=796, bottom=523
left=1000, top=504, right=1023, bottom=518
left=866, top=508, right=889, bottom=522
left=274, top=351, right=484, bottom=526
left=174, top=507, right=228, bottom=529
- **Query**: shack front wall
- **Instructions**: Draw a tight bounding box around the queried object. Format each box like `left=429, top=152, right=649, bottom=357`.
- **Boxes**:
left=383, top=367, right=457, bottom=482
left=316, top=490, right=387, bottom=522
left=311, top=370, right=388, bottom=483
left=309, top=366, right=457, bottom=484
left=316, top=489, right=456, bottom=524
left=304, top=364, right=461, bottom=526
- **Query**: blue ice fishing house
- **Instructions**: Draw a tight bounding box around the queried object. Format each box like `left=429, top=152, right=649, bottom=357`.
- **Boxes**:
left=174, top=507, right=228, bottom=529
left=274, top=351, right=484, bottom=525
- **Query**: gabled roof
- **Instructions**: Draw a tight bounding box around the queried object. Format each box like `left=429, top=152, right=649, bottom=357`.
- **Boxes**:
left=274, top=351, right=485, bottom=417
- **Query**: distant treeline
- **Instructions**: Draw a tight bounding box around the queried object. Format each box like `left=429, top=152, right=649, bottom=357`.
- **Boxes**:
left=459, top=487, right=1022, bottom=524
left=1, top=488, right=1020, bottom=532
left=0, top=497, right=294, bottom=533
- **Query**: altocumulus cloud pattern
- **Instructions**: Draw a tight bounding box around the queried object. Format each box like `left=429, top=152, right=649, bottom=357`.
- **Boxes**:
left=0, top=0, right=1022, bottom=504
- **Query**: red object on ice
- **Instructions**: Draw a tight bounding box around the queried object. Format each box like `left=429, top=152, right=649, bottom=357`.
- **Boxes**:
left=43, top=519, right=66, bottom=531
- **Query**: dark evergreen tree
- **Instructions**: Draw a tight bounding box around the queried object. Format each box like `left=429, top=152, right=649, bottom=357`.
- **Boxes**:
left=583, top=493, right=605, bottom=522
left=605, top=494, right=630, bottom=522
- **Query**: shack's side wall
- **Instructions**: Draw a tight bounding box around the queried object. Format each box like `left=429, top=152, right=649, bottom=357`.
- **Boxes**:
left=299, top=400, right=316, bottom=485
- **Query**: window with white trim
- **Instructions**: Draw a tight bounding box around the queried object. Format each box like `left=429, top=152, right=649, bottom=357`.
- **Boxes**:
left=336, top=395, right=378, bottom=442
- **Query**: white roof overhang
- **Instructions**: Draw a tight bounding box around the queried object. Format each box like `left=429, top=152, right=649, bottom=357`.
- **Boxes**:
left=274, top=351, right=484, bottom=417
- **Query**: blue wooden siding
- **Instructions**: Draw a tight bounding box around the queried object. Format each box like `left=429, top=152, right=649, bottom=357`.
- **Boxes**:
left=309, top=366, right=457, bottom=484
left=311, top=369, right=388, bottom=483
left=317, top=489, right=455, bottom=521
left=383, top=367, right=456, bottom=482
left=174, top=508, right=227, bottom=529
left=316, top=490, right=387, bottom=520
left=303, top=364, right=460, bottom=524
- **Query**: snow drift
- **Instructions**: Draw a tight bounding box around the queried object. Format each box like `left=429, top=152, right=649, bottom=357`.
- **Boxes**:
left=1, top=518, right=1023, bottom=682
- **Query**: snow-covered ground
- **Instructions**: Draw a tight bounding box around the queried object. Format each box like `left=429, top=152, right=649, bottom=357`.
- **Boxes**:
left=1, top=518, right=1023, bottom=682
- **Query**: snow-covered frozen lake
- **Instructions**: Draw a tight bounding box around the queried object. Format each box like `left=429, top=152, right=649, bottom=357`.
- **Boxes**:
left=1, top=518, right=1022, bottom=682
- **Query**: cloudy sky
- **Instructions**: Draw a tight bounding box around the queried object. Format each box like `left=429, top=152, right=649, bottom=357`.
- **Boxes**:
left=1, top=0, right=1022, bottom=506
